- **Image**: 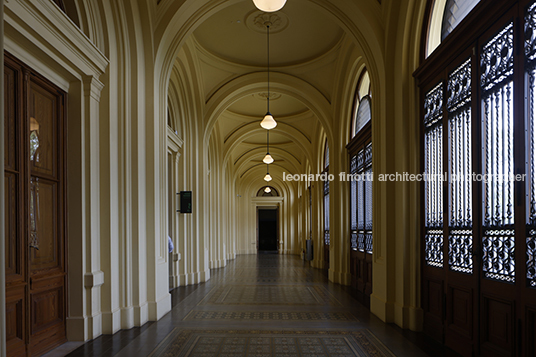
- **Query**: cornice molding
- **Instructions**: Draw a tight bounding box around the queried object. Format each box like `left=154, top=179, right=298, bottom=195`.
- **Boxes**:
left=6, top=0, right=108, bottom=77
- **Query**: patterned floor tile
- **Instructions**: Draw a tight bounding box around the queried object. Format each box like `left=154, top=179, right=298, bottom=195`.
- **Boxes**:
left=149, top=329, right=396, bottom=357
left=183, top=310, right=357, bottom=322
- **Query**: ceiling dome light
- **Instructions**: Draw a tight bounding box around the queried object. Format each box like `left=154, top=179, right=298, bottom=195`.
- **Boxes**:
left=264, top=173, right=272, bottom=182
left=260, top=112, right=277, bottom=129
left=264, top=187, right=272, bottom=193
left=263, top=153, right=274, bottom=164
left=252, top=0, right=287, bottom=12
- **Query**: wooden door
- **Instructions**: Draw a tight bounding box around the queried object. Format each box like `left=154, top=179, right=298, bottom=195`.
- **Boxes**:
left=4, top=52, right=67, bottom=357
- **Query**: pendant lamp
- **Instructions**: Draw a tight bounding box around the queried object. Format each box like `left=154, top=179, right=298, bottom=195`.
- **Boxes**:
left=252, top=0, right=287, bottom=13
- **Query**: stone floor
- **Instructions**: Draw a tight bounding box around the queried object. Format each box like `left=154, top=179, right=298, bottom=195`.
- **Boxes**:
left=51, top=255, right=450, bottom=356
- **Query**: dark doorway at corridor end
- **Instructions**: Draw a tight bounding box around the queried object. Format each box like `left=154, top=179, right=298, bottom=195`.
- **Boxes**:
left=257, top=208, right=278, bottom=253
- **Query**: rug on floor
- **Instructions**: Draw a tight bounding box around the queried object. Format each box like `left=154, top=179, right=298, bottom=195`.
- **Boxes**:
left=148, top=329, right=396, bottom=356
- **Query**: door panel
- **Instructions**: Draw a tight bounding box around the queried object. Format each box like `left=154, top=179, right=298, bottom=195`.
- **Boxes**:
left=481, top=295, right=515, bottom=356
left=4, top=54, right=28, bottom=357
left=4, top=52, right=67, bottom=357
left=423, top=275, right=444, bottom=342
left=6, top=285, right=26, bottom=357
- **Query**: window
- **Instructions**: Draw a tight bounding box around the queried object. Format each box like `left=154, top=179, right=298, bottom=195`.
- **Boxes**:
left=323, top=140, right=330, bottom=247
left=351, top=70, right=372, bottom=138
left=441, top=0, right=481, bottom=40
left=349, top=69, right=373, bottom=254
left=426, top=0, right=481, bottom=57
left=416, top=1, right=536, bottom=354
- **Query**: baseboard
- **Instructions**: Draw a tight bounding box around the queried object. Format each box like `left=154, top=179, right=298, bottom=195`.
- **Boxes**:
left=101, top=308, right=121, bottom=334
left=148, top=293, right=171, bottom=321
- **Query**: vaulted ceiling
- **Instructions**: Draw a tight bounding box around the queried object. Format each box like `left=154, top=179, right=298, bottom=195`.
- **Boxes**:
left=171, top=0, right=358, bottom=183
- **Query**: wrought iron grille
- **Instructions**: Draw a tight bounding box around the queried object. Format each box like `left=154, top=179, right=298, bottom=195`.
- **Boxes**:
left=527, top=230, right=536, bottom=287
left=483, top=229, right=515, bottom=283
left=364, top=144, right=373, bottom=254
left=424, top=83, right=444, bottom=268
left=481, top=22, right=515, bottom=283
left=480, top=23, right=514, bottom=92
left=324, top=178, right=330, bottom=246
left=448, top=58, right=473, bottom=274
left=350, top=155, right=358, bottom=250
left=352, top=143, right=373, bottom=254
left=525, top=2, right=536, bottom=62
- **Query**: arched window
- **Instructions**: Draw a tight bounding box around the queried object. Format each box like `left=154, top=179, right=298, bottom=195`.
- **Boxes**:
left=426, top=0, right=481, bottom=57
left=323, top=139, right=330, bottom=267
left=351, top=70, right=372, bottom=138
left=347, top=68, right=373, bottom=305
left=416, top=1, right=535, bottom=355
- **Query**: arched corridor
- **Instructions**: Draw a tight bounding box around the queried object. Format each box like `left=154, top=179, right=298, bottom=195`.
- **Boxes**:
left=2, top=0, right=536, bottom=356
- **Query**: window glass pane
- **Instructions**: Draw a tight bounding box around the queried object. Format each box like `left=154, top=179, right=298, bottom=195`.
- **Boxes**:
left=525, top=2, right=536, bottom=288
left=441, top=0, right=481, bottom=41
left=324, top=143, right=329, bottom=169
left=358, top=71, right=371, bottom=100
left=354, top=96, right=371, bottom=136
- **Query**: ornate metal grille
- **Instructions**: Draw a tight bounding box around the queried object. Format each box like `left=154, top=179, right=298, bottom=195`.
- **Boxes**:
left=350, top=155, right=358, bottom=250
left=448, top=58, right=473, bottom=274
left=324, top=178, right=330, bottom=246
left=424, top=83, right=444, bottom=268
left=526, top=2, right=536, bottom=63
left=480, top=23, right=514, bottom=92
left=527, top=230, right=536, bottom=287
left=481, top=22, right=515, bottom=283
left=364, top=144, right=373, bottom=254
left=353, top=143, right=373, bottom=254
left=526, top=3, right=536, bottom=288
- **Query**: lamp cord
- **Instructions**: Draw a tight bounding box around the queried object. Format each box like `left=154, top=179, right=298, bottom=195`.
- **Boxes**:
left=267, top=130, right=269, bottom=153
left=267, top=24, right=270, bottom=113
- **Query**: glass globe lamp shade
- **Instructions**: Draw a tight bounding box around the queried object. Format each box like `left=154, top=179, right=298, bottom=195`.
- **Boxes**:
left=264, top=187, right=272, bottom=193
left=264, top=173, right=272, bottom=182
left=263, top=153, right=274, bottom=164
left=260, top=112, right=277, bottom=130
left=252, top=0, right=287, bottom=12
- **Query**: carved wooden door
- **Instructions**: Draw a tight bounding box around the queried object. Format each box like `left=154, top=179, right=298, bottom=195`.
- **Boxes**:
left=4, top=52, right=67, bottom=357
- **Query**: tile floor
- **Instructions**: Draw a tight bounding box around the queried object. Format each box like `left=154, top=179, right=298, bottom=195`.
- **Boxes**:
left=44, top=254, right=455, bottom=356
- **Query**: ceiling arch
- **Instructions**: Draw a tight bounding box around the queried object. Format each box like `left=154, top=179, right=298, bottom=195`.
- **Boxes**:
left=221, top=122, right=313, bottom=167
left=203, top=71, right=333, bottom=146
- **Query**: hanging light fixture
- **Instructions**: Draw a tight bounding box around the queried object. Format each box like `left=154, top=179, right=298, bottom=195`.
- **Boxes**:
left=263, top=130, right=274, bottom=164
left=264, top=164, right=272, bottom=182
left=260, top=24, right=277, bottom=130
left=264, top=187, right=272, bottom=193
left=252, top=0, right=287, bottom=13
